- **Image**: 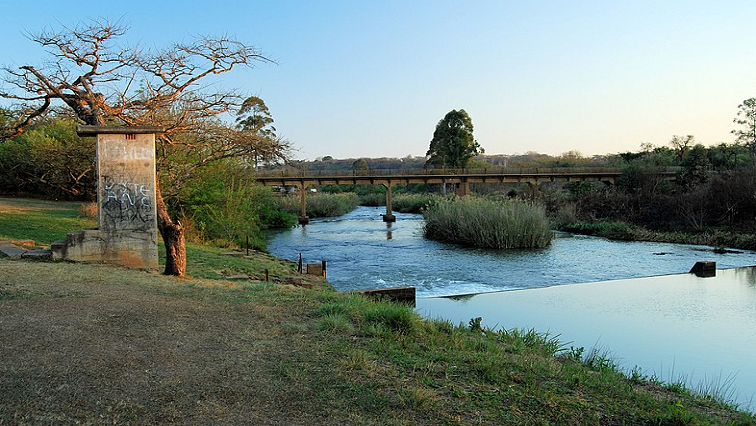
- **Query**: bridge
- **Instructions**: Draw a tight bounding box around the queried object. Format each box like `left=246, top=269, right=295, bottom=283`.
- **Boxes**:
left=255, top=167, right=678, bottom=224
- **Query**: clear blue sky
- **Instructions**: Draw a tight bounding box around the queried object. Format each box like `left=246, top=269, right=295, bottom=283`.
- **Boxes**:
left=2, top=1, right=755, bottom=160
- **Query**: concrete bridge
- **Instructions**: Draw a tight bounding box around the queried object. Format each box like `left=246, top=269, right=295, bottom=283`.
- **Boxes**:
left=255, top=167, right=678, bottom=223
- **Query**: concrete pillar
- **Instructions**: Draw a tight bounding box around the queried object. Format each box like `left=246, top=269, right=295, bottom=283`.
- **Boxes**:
left=382, top=183, right=396, bottom=222
left=298, top=182, right=309, bottom=225
left=75, top=126, right=164, bottom=269
left=456, top=180, right=470, bottom=197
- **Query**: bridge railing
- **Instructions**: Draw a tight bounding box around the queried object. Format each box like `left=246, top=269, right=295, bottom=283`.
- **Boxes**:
left=255, top=166, right=681, bottom=178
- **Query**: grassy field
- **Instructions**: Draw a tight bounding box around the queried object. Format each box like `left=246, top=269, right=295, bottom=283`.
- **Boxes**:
left=2, top=197, right=755, bottom=424
left=0, top=197, right=96, bottom=245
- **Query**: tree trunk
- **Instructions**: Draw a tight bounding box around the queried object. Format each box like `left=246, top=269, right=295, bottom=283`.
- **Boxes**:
left=155, top=183, right=186, bottom=276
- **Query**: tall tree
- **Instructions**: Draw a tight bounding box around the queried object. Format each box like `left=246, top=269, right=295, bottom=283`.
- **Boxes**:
left=732, top=97, right=756, bottom=159
left=0, top=19, right=288, bottom=276
left=669, top=135, right=695, bottom=162
left=426, top=109, right=482, bottom=169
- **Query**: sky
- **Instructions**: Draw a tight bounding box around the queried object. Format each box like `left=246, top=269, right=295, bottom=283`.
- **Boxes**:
left=1, top=0, right=755, bottom=160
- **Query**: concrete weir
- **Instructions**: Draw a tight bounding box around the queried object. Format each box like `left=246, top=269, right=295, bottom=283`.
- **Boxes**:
left=52, top=126, right=164, bottom=269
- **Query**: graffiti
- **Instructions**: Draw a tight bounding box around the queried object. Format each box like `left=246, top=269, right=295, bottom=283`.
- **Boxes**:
left=101, top=180, right=154, bottom=229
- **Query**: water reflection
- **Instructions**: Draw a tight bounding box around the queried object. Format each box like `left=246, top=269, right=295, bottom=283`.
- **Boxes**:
left=417, top=267, right=756, bottom=410
left=386, top=222, right=393, bottom=240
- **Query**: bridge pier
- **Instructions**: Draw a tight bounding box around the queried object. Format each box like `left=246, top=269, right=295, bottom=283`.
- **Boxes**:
left=298, top=183, right=309, bottom=225
left=382, top=183, right=396, bottom=222
left=456, top=180, right=471, bottom=197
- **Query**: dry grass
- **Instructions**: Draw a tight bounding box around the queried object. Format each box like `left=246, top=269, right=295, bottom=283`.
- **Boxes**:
left=0, top=260, right=354, bottom=425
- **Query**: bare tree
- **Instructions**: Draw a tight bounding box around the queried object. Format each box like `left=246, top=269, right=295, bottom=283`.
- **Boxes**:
left=1, top=19, right=287, bottom=276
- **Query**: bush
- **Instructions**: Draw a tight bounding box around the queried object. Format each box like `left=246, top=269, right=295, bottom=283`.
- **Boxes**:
left=172, top=162, right=295, bottom=250
left=392, top=194, right=445, bottom=213
left=423, top=198, right=552, bottom=249
left=279, top=192, right=359, bottom=218
left=358, top=193, right=385, bottom=207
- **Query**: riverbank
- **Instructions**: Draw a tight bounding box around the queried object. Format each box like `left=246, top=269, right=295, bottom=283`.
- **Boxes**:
left=2, top=260, right=755, bottom=424
left=561, top=221, right=756, bottom=251
left=2, top=197, right=755, bottom=424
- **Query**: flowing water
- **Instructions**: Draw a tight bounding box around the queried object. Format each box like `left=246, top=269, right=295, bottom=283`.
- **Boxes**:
left=267, top=206, right=756, bottom=297
left=266, top=206, right=756, bottom=409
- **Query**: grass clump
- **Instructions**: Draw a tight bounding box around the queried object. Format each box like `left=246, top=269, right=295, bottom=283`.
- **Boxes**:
left=423, top=197, right=552, bottom=249
left=279, top=192, right=359, bottom=218
left=392, top=194, right=445, bottom=213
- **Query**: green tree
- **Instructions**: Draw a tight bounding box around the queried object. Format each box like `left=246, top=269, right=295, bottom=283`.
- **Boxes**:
left=732, top=97, right=756, bottom=158
left=0, top=114, right=95, bottom=198
left=352, top=158, right=369, bottom=174
left=236, top=96, right=276, bottom=138
left=426, top=109, right=483, bottom=169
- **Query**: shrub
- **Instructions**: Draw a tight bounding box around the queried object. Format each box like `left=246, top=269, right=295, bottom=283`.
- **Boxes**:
left=392, top=194, right=445, bottom=213
left=79, top=202, right=98, bottom=219
left=358, top=193, right=385, bottom=207
left=423, top=198, right=552, bottom=249
left=279, top=192, right=359, bottom=218
left=171, top=162, right=295, bottom=250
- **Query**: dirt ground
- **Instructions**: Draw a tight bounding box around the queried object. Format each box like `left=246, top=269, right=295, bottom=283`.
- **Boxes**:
left=0, top=260, right=357, bottom=425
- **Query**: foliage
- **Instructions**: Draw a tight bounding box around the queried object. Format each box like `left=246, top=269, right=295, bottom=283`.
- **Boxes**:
left=426, top=109, right=483, bottom=168
left=732, top=97, right=756, bottom=158
left=352, top=158, right=369, bottom=173
left=278, top=192, right=359, bottom=218
left=423, top=198, right=552, bottom=249
left=173, top=162, right=295, bottom=250
left=392, top=193, right=445, bottom=213
left=0, top=116, right=95, bottom=199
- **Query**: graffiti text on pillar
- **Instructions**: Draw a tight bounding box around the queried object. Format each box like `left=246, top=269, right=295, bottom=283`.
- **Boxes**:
left=102, top=181, right=153, bottom=229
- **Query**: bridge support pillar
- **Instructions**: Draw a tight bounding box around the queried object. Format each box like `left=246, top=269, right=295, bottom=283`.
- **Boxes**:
left=456, top=180, right=470, bottom=197
left=382, top=183, right=396, bottom=222
left=298, top=182, right=309, bottom=225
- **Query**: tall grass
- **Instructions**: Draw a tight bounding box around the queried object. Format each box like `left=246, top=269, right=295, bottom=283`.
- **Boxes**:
left=423, top=198, right=552, bottom=249
left=358, top=193, right=385, bottom=207
left=392, top=194, right=445, bottom=213
left=279, top=192, right=359, bottom=218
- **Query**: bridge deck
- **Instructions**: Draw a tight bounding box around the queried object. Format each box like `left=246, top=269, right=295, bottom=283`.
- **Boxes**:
left=254, top=167, right=678, bottom=186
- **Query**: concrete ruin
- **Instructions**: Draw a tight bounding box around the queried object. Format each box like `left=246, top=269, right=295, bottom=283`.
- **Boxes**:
left=52, top=126, right=164, bottom=269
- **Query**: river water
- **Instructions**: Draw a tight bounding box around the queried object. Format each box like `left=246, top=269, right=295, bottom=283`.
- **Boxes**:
left=267, top=206, right=756, bottom=297
left=266, top=206, right=756, bottom=409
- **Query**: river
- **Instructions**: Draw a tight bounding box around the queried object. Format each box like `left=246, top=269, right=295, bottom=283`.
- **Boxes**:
left=266, top=206, right=756, bottom=409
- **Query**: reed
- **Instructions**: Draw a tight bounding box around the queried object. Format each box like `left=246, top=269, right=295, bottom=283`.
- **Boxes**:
left=392, top=194, right=445, bottom=213
left=279, top=192, right=359, bottom=218
left=423, top=198, right=552, bottom=249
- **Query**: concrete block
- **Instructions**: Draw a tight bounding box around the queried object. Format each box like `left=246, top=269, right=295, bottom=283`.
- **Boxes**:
left=0, top=243, right=27, bottom=260
left=358, top=286, right=416, bottom=306
left=21, top=249, right=53, bottom=261
left=690, top=261, right=716, bottom=278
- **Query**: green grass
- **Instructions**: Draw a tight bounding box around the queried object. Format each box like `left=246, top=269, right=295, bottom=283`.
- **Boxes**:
left=562, top=221, right=756, bottom=250
left=0, top=197, right=96, bottom=245
left=307, top=293, right=755, bottom=424
left=423, top=198, right=553, bottom=249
